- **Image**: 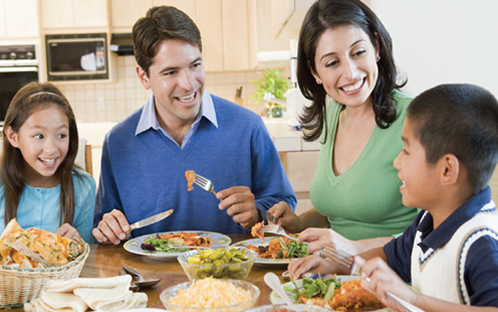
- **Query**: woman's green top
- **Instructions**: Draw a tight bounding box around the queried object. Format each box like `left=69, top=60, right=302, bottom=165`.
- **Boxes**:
left=310, top=90, right=418, bottom=240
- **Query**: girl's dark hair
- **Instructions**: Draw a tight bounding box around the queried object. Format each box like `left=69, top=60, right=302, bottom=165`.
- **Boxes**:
left=1, top=81, right=80, bottom=226
left=297, top=0, right=407, bottom=142
left=132, top=5, right=202, bottom=77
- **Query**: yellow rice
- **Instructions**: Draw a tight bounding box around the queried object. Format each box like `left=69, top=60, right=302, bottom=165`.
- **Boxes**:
left=169, top=277, right=252, bottom=307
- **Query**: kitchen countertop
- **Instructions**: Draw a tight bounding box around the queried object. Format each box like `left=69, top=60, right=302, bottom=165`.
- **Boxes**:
left=77, top=117, right=319, bottom=152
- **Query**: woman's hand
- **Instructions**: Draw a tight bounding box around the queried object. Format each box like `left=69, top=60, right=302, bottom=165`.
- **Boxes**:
left=288, top=254, right=346, bottom=280
left=269, top=202, right=304, bottom=233
left=357, top=256, right=419, bottom=312
left=55, top=223, right=83, bottom=240
left=298, top=227, right=359, bottom=255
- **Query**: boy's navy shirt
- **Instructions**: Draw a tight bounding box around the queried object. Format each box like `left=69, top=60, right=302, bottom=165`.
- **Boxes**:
left=384, top=186, right=498, bottom=306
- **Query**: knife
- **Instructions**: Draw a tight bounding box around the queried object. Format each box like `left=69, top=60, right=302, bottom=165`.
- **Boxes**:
left=129, top=209, right=174, bottom=231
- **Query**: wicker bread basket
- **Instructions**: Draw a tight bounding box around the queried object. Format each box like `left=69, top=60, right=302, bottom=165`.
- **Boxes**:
left=0, top=243, right=89, bottom=308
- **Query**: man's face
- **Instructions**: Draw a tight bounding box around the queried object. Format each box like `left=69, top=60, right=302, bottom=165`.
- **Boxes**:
left=137, top=40, right=205, bottom=128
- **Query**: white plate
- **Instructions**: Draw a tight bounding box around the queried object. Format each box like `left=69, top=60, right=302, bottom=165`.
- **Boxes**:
left=231, top=236, right=308, bottom=264
left=270, top=275, right=391, bottom=312
left=123, top=231, right=231, bottom=259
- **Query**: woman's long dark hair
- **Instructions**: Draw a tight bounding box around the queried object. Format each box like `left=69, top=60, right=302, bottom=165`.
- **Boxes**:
left=1, top=81, right=80, bottom=226
left=297, top=0, right=407, bottom=142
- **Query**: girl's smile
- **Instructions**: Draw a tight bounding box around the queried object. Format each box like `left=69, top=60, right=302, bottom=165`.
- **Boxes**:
left=7, top=104, right=69, bottom=187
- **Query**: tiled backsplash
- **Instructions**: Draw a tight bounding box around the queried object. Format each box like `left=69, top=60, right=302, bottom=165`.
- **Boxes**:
left=55, top=56, right=287, bottom=123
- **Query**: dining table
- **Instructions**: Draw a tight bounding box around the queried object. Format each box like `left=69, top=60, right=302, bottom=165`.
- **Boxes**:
left=12, top=233, right=289, bottom=311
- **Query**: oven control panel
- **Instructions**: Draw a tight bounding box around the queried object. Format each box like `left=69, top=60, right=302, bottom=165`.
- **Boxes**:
left=0, top=45, right=36, bottom=61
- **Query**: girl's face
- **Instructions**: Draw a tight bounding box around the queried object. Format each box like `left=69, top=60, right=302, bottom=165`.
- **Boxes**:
left=7, top=104, right=69, bottom=187
left=312, top=25, right=379, bottom=108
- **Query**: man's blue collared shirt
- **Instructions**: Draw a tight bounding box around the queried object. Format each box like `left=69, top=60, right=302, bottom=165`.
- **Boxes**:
left=135, top=90, right=218, bottom=148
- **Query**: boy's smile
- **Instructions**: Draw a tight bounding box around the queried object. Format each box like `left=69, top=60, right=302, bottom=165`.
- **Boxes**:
left=393, top=118, right=439, bottom=209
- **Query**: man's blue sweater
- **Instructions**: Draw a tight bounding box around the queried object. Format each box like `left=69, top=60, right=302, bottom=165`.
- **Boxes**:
left=95, top=94, right=296, bottom=235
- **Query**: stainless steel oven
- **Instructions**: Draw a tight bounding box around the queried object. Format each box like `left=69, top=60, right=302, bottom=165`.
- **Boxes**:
left=0, top=45, right=39, bottom=126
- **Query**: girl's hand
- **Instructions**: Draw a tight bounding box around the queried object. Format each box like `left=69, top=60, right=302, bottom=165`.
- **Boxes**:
left=357, top=256, right=419, bottom=311
left=55, top=223, right=83, bottom=240
left=288, top=254, right=346, bottom=280
left=269, top=202, right=303, bottom=233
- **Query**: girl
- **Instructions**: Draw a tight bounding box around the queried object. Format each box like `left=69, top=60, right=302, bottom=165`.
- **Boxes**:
left=0, top=81, right=95, bottom=243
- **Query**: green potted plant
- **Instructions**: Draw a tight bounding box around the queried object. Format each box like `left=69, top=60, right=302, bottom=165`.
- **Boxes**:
left=251, top=68, right=289, bottom=118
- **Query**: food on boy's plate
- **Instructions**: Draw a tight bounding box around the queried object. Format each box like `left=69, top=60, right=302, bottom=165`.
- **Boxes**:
left=0, top=218, right=85, bottom=268
left=185, top=170, right=195, bottom=191
left=140, top=231, right=214, bottom=252
left=285, top=276, right=385, bottom=311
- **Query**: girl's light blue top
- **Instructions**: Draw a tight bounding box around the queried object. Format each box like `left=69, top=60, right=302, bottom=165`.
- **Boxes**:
left=0, top=167, right=96, bottom=243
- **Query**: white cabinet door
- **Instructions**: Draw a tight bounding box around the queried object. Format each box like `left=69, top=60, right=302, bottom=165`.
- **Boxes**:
left=110, top=0, right=152, bottom=29
left=41, top=0, right=74, bottom=29
left=74, top=0, right=108, bottom=28
left=41, top=0, right=108, bottom=29
left=3, top=0, right=39, bottom=38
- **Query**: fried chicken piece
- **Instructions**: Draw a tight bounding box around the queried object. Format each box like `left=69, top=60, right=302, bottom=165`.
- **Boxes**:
left=328, top=280, right=384, bottom=311
left=185, top=170, right=195, bottom=191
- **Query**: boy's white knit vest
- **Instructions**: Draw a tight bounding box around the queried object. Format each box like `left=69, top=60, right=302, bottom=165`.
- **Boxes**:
left=411, top=201, right=498, bottom=304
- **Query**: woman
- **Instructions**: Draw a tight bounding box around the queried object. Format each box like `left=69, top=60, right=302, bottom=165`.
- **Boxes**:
left=270, top=0, right=419, bottom=278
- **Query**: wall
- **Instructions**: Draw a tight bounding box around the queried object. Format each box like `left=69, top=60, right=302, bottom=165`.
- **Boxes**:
left=54, top=55, right=284, bottom=123
left=371, top=0, right=498, bottom=98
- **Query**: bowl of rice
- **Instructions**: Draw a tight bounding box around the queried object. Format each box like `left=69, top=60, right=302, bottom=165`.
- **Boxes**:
left=160, top=277, right=260, bottom=312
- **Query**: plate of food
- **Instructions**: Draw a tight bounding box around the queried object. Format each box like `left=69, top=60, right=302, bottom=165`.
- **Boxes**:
left=270, top=275, right=390, bottom=311
left=232, top=236, right=310, bottom=264
left=123, top=231, right=232, bottom=259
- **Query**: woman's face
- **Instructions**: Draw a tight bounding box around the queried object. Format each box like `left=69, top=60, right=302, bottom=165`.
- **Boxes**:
left=311, top=25, right=379, bottom=108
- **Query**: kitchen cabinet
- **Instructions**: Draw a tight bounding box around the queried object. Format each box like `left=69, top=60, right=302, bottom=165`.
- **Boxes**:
left=195, top=0, right=223, bottom=72
left=271, top=0, right=315, bottom=40
left=0, top=0, right=39, bottom=39
left=41, top=0, right=108, bottom=30
left=280, top=151, right=319, bottom=215
left=110, top=0, right=152, bottom=32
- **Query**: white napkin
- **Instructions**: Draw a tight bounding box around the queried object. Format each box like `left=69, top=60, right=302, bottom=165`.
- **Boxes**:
left=24, top=292, right=88, bottom=312
left=46, top=275, right=131, bottom=293
left=24, top=275, right=148, bottom=312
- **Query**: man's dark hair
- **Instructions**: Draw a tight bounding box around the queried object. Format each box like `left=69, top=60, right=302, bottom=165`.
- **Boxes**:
left=132, top=6, right=202, bottom=76
left=407, top=84, right=498, bottom=194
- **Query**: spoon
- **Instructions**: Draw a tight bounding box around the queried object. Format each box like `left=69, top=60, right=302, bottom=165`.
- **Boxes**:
left=265, top=272, right=307, bottom=311
left=118, top=269, right=140, bottom=291
left=122, top=265, right=161, bottom=288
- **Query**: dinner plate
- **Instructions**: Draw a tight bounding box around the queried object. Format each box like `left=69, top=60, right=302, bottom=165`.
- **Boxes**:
left=232, top=236, right=306, bottom=264
left=123, top=231, right=232, bottom=259
left=270, top=275, right=391, bottom=312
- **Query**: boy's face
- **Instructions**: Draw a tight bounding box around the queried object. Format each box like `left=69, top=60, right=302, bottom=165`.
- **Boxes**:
left=393, top=118, right=439, bottom=209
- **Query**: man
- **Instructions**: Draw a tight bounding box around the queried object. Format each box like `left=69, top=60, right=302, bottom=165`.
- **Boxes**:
left=92, top=5, right=296, bottom=244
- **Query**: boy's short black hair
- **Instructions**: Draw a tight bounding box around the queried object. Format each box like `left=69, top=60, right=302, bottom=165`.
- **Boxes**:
left=407, top=84, right=498, bottom=194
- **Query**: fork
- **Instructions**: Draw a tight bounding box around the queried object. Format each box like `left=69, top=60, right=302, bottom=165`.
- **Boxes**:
left=193, top=173, right=217, bottom=196
left=258, top=224, right=308, bottom=245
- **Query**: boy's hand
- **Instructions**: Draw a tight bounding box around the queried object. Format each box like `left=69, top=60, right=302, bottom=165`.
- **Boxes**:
left=56, top=223, right=83, bottom=240
left=357, top=256, right=419, bottom=311
left=92, top=209, right=130, bottom=245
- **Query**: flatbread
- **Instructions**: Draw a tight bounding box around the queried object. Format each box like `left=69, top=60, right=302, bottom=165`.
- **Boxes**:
left=0, top=218, right=23, bottom=265
left=73, top=285, right=130, bottom=311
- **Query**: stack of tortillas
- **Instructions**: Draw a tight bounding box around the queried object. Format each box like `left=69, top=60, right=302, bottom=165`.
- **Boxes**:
left=24, top=275, right=147, bottom=312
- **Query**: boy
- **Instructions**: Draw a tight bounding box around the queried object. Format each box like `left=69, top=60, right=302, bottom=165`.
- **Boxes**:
left=357, top=84, right=498, bottom=311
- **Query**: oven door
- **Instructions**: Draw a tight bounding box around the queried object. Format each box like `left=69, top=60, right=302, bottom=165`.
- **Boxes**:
left=0, top=66, right=39, bottom=125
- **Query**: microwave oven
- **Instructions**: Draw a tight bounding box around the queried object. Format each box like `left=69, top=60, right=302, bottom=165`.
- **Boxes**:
left=45, top=33, right=108, bottom=81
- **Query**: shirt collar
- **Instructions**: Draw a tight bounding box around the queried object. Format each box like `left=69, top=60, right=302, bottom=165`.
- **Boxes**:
left=135, top=90, right=218, bottom=136
left=417, top=186, right=495, bottom=252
